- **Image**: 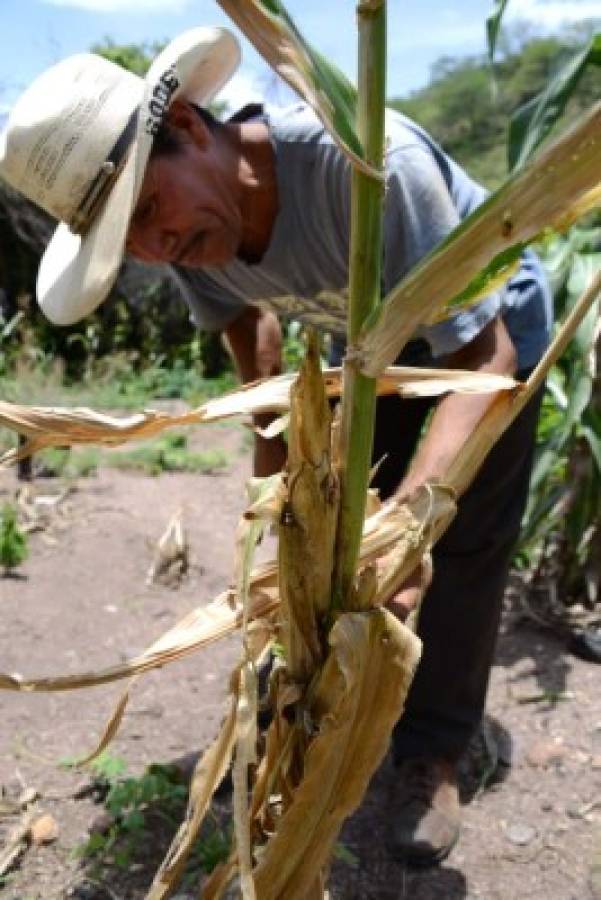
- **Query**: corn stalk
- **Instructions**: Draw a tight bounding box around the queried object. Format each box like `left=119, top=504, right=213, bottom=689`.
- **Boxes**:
left=331, top=0, right=386, bottom=610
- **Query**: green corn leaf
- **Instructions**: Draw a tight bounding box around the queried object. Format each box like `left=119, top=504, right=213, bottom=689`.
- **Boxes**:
left=508, top=34, right=601, bottom=172
left=216, top=0, right=380, bottom=179
left=545, top=371, right=568, bottom=411
left=529, top=443, right=564, bottom=494
left=567, top=252, right=601, bottom=300
left=358, top=101, right=601, bottom=378
left=565, top=255, right=601, bottom=362
left=581, top=420, right=601, bottom=473
left=486, top=0, right=511, bottom=65
left=565, top=369, right=594, bottom=432
left=564, top=466, right=598, bottom=559
left=432, top=243, right=526, bottom=320
left=521, top=483, right=568, bottom=549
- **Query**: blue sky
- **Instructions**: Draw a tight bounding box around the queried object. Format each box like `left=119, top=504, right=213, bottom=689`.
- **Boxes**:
left=2, top=0, right=600, bottom=113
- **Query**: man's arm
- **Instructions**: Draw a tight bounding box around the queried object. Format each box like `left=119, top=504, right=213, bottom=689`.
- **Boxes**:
left=397, top=314, right=517, bottom=499
left=388, top=314, right=517, bottom=618
left=223, top=305, right=288, bottom=477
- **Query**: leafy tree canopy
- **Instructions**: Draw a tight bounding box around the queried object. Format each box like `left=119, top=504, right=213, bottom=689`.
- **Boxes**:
left=91, top=37, right=165, bottom=75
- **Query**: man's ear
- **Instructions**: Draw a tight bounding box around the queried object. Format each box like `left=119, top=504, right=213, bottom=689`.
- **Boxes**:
left=166, top=100, right=209, bottom=148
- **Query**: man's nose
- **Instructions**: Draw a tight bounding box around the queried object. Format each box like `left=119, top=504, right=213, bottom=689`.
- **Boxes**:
left=126, top=226, right=177, bottom=262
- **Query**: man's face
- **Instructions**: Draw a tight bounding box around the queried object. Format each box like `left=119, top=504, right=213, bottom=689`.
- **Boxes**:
left=126, top=112, right=243, bottom=268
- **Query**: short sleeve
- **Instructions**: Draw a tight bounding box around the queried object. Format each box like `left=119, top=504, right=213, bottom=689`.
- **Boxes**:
left=170, top=266, right=248, bottom=332
left=383, top=145, right=502, bottom=358
left=415, top=292, right=503, bottom=357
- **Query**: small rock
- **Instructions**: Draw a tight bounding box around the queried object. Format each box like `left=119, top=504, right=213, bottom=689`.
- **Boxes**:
left=88, top=811, right=115, bottom=836
left=566, top=803, right=582, bottom=820
left=30, top=813, right=59, bottom=845
left=505, top=822, right=537, bottom=846
left=592, top=756, right=601, bottom=771
left=71, top=779, right=96, bottom=801
left=540, top=800, right=554, bottom=812
left=65, top=886, right=96, bottom=900
left=526, top=738, right=566, bottom=768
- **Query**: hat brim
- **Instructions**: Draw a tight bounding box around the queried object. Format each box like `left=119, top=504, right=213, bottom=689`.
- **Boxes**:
left=38, top=27, right=241, bottom=326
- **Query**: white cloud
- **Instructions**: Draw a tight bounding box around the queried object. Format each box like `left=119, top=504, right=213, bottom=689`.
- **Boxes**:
left=215, top=67, right=299, bottom=112
left=215, top=69, right=264, bottom=112
left=507, top=0, right=601, bottom=27
left=43, top=0, right=190, bottom=12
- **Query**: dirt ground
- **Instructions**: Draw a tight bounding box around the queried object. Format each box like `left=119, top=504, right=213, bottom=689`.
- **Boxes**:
left=1, top=419, right=600, bottom=900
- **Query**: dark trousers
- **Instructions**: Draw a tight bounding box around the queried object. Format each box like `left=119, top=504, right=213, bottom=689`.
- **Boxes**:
left=370, top=372, right=543, bottom=762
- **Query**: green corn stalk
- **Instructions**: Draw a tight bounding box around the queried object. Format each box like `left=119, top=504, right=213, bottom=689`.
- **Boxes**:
left=332, top=0, right=386, bottom=610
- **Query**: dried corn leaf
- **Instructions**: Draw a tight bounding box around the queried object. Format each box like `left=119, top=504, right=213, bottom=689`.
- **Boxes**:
left=202, top=851, right=239, bottom=900
left=423, top=256, right=521, bottom=325
left=445, top=267, right=601, bottom=498
left=77, top=685, right=133, bottom=766
left=146, top=669, right=240, bottom=900
left=253, top=413, right=290, bottom=439
left=0, top=368, right=517, bottom=466
left=233, top=659, right=258, bottom=900
left=146, top=508, right=189, bottom=585
left=252, top=609, right=421, bottom=900
left=231, top=478, right=278, bottom=900
left=0, top=487, right=452, bottom=695
left=393, top=370, right=518, bottom=397
left=360, top=483, right=456, bottom=570
left=360, top=103, right=601, bottom=377
left=244, top=475, right=286, bottom=523
left=0, top=566, right=279, bottom=692
left=0, top=811, right=35, bottom=878
left=279, top=332, right=339, bottom=681
left=215, top=0, right=377, bottom=179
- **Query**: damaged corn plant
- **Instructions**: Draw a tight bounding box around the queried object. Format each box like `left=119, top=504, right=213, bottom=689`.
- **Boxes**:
left=1, top=1, right=601, bottom=897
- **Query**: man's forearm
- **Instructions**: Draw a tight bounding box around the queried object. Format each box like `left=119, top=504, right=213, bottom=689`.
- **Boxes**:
left=397, top=315, right=517, bottom=500
left=223, top=306, right=288, bottom=476
left=397, top=390, right=499, bottom=498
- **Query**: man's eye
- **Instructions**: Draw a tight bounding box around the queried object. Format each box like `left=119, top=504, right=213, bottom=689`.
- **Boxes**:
left=134, top=196, right=156, bottom=225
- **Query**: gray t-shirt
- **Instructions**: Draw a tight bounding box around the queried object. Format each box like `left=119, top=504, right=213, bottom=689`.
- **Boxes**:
left=172, top=103, right=552, bottom=370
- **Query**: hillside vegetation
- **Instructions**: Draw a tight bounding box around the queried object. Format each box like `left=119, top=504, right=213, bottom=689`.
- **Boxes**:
left=389, top=28, right=601, bottom=188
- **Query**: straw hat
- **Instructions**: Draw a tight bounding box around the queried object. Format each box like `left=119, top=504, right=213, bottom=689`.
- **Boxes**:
left=0, top=27, right=240, bottom=324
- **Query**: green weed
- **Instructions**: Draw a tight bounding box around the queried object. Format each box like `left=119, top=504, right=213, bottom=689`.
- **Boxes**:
left=1, top=358, right=236, bottom=413
left=106, top=432, right=229, bottom=476
left=37, top=446, right=101, bottom=479
left=0, top=502, right=28, bottom=575
left=73, top=756, right=231, bottom=880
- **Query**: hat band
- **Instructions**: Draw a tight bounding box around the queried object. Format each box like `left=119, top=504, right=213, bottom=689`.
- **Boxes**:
left=69, top=106, right=139, bottom=235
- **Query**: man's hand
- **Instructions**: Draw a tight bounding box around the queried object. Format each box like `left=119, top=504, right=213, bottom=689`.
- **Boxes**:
left=395, top=315, right=517, bottom=499
left=253, top=412, right=288, bottom=477
left=382, top=316, right=518, bottom=621
left=381, top=555, right=433, bottom=622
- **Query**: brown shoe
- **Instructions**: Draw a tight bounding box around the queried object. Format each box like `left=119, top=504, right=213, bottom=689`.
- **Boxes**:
left=387, top=757, right=460, bottom=866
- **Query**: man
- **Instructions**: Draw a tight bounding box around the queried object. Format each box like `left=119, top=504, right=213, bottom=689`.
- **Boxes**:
left=0, top=27, right=552, bottom=866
